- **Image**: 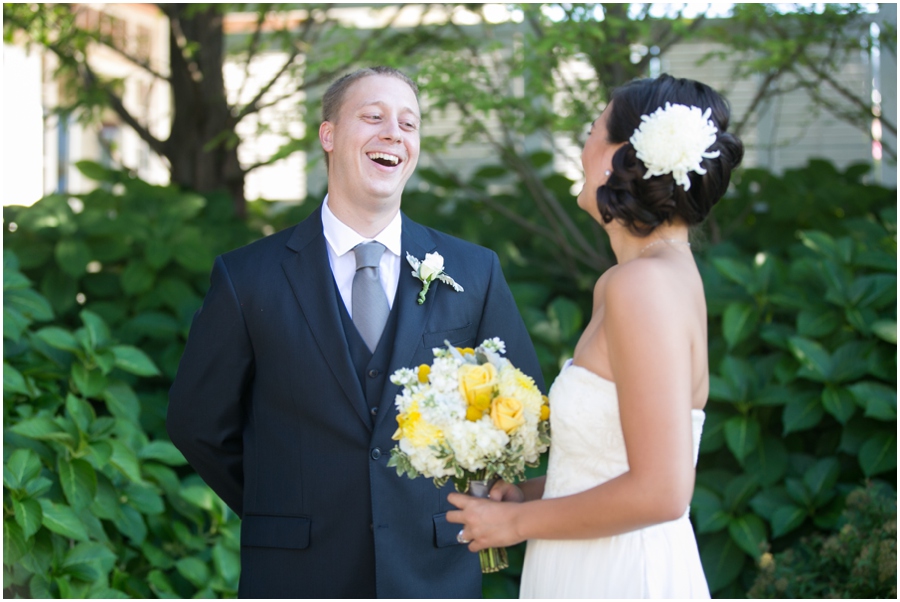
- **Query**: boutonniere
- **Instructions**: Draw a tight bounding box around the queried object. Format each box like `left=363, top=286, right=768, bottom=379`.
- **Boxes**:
left=406, top=252, right=464, bottom=305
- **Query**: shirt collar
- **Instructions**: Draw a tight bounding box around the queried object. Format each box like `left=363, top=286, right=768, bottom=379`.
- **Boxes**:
left=322, top=195, right=403, bottom=258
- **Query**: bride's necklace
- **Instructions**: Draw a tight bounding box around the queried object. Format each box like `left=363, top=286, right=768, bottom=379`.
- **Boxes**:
left=638, top=239, right=691, bottom=255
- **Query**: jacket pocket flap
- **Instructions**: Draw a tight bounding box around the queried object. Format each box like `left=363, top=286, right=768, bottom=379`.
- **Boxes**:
left=433, top=512, right=463, bottom=549
left=422, top=323, right=475, bottom=349
left=242, top=514, right=311, bottom=549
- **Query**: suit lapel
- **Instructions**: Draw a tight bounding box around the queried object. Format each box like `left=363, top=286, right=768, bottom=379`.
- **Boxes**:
left=374, top=215, right=438, bottom=430
left=282, top=205, right=370, bottom=429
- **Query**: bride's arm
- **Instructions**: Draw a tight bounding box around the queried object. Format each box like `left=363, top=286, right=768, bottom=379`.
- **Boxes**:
left=448, top=261, right=698, bottom=548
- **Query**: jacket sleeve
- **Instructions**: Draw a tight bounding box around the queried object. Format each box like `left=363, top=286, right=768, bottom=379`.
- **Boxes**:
left=475, top=252, right=546, bottom=393
left=167, top=255, right=253, bottom=517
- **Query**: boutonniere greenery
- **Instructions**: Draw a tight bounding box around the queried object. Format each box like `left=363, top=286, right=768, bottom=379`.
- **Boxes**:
left=406, top=252, right=464, bottom=305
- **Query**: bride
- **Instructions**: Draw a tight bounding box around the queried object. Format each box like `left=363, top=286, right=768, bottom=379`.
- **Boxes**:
left=447, top=74, right=744, bottom=598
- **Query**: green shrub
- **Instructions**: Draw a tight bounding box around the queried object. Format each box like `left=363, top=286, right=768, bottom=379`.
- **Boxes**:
left=748, top=482, right=897, bottom=598
left=694, top=161, right=897, bottom=596
left=3, top=249, right=242, bottom=597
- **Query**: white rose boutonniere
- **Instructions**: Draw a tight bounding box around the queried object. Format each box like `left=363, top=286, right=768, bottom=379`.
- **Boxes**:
left=406, top=252, right=463, bottom=305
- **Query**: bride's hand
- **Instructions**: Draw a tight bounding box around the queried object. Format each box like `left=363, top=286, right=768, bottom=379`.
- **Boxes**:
left=489, top=479, right=525, bottom=502
left=446, top=492, right=524, bottom=552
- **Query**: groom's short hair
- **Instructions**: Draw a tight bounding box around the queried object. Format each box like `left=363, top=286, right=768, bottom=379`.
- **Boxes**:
left=321, top=66, right=419, bottom=172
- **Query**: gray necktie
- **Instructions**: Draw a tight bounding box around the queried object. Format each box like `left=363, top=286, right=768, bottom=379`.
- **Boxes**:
left=352, top=241, right=390, bottom=353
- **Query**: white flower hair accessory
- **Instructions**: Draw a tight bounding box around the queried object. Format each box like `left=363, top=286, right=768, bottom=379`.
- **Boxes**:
left=628, top=102, right=721, bottom=191
left=406, top=252, right=463, bottom=305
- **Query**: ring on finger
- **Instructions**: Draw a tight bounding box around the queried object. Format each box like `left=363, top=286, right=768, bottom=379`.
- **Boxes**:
left=456, top=529, right=471, bottom=545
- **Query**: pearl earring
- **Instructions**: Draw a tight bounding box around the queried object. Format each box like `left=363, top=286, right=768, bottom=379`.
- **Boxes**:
left=604, top=170, right=611, bottom=176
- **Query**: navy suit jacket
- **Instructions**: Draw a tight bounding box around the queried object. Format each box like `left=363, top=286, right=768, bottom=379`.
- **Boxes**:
left=167, top=204, right=544, bottom=598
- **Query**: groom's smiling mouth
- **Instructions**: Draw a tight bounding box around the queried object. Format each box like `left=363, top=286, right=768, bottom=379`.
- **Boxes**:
left=367, top=151, right=401, bottom=167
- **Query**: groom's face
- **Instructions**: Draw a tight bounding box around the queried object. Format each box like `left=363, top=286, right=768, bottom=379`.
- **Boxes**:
left=319, top=75, right=421, bottom=207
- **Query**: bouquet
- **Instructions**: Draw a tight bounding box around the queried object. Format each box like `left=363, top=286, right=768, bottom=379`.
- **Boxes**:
left=387, top=338, right=550, bottom=572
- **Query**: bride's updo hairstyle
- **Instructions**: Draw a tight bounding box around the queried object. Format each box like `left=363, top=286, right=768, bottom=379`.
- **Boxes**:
left=597, top=74, right=744, bottom=236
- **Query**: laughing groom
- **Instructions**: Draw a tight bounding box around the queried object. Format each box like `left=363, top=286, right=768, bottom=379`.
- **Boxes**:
left=167, top=66, right=543, bottom=598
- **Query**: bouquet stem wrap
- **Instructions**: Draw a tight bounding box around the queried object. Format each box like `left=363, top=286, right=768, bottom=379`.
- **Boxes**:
left=467, top=478, right=509, bottom=574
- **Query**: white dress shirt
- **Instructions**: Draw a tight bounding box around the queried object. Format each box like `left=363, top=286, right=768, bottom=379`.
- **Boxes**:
left=321, top=196, right=402, bottom=318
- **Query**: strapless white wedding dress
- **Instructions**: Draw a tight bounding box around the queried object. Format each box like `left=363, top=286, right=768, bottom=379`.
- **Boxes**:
left=519, top=361, right=710, bottom=599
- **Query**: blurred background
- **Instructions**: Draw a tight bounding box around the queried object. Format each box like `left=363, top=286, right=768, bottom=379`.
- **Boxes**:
left=3, top=3, right=896, bottom=598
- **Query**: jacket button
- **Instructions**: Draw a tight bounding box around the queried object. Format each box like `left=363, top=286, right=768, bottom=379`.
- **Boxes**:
left=370, top=406, right=379, bottom=416
left=368, top=369, right=379, bottom=378
left=370, top=447, right=382, bottom=460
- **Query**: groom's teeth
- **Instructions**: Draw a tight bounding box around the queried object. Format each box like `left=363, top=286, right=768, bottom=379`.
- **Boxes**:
left=368, top=152, right=400, bottom=165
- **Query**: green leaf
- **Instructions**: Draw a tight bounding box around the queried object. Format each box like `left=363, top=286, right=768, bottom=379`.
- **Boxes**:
left=691, top=487, right=730, bottom=533
left=66, top=393, right=95, bottom=433
left=54, top=239, right=92, bottom=277
left=58, top=457, right=98, bottom=511
left=724, top=415, right=760, bottom=462
left=3, top=520, right=32, bottom=565
left=785, top=477, right=812, bottom=506
left=782, top=393, right=824, bottom=434
left=723, top=474, right=759, bottom=513
left=213, top=543, right=241, bottom=586
left=120, top=260, right=156, bottom=296
left=102, top=381, right=141, bottom=424
left=871, top=319, right=897, bottom=344
left=148, top=569, right=177, bottom=596
left=12, top=498, right=43, bottom=539
left=749, top=486, right=793, bottom=520
left=6, top=448, right=43, bottom=487
left=718, top=356, right=757, bottom=402
left=848, top=381, right=896, bottom=421
left=4, top=306, right=31, bottom=341
left=144, top=238, right=172, bottom=269
left=34, top=326, right=80, bottom=353
left=79, top=309, right=110, bottom=348
left=124, top=482, right=165, bottom=515
left=728, top=514, right=767, bottom=559
left=4, top=362, right=30, bottom=396
left=113, top=504, right=147, bottom=545
left=771, top=503, right=807, bottom=537
left=787, top=336, right=831, bottom=381
left=5, top=288, right=54, bottom=321
left=39, top=499, right=90, bottom=541
left=858, top=431, right=896, bottom=477
left=803, top=457, right=840, bottom=505
left=821, top=386, right=856, bottom=424
left=829, top=341, right=872, bottom=383
left=712, top=257, right=753, bottom=290
left=142, top=541, right=176, bottom=569
left=71, top=363, right=108, bottom=397
left=175, top=556, right=210, bottom=588
left=722, top=303, right=758, bottom=349
left=547, top=297, right=582, bottom=341
left=180, top=485, right=215, bottom=510
left=796, top=308, right=840, bottom=337
left=700, top=531, right=745, bottom=593
left=111, top=345, right=160, bottom=377
left=139, top=441, right=187, bottom=466
left=10, top=416, right=63, bottom=440
left=742, top=437, right=788, bottom=487
left=109, top=439, right=143, bottom=482
left=75, top=160, right=120, bottom=182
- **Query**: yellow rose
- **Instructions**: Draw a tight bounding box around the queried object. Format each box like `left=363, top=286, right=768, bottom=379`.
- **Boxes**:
left=540, top=395, right=550, bottom=421
left=417, top=364, right=431, bottom=383
left=458, top=363, right=497, bottom=411
left=456, top=347, right=475, bottom=356
left=491, top=396, right=525, bottom=433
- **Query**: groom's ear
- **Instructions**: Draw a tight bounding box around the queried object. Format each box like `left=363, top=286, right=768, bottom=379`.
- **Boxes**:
left=319, top=121, right=335, bottom=152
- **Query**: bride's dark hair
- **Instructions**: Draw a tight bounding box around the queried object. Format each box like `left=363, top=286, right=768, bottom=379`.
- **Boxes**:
left=597, top=74, right=744, bottom=236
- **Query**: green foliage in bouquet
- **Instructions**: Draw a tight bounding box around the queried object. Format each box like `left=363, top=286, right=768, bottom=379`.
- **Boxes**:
left=3, top=251, right=241, bottom=597
left=748, top=482, right=896, bottom=599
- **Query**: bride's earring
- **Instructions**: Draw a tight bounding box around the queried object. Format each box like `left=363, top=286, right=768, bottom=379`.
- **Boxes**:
left=604, top=170, right=611, bottom=176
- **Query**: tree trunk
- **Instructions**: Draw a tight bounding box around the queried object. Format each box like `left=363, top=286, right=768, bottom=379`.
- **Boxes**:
left=161, top=4, right=246, bottom=217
